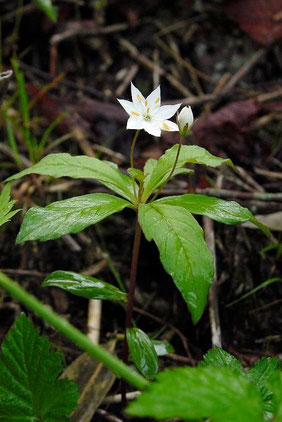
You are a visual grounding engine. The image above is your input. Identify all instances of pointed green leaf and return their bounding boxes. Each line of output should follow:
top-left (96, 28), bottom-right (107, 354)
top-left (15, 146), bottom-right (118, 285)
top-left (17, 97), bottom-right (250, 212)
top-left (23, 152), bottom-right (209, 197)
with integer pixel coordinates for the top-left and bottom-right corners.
top-left (152, 340), bottom-right (174, 356)
top-left (16, 193), bottom-right (130, 243)
top-left (0, 313), bottom-right (78, 421)
top-left (138, 203), bottom-right (214, 323)
top-left (142, 144), bottom-right (234, 200)
top-left (127, 168), bottom-right (145, 182)
top-left (199, 347), bottom-right (243, 374)
top-left (127, 328), bottom-right (158, 380)
top-left (42, 271), bottom-right (127, 302)
top-left (157, 194), bottom-right (270, 236)
top-left (0, 184), bottom-right (20, 228)
top-left (33, 0), bottom-right (57, 22)
top-left (127, 366), bottom-right (264, 421)
top-left (7, 153), bottom-right (137, 203)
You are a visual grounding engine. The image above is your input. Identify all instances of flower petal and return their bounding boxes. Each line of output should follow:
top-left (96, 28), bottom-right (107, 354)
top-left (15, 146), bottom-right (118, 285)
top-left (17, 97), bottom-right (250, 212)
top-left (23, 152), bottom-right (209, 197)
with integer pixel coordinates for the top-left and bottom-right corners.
top-left (160, 120), bottom-right (179, 132)
top-left (117, 99), bottom-right (137, 116)
top-left (131, 82), bottom-right (146, 113)
top-left (155, 103), bottom-right (181, 120)
top-left (143, 121), bottom-right (161, 137)
top-left (126, 116), bottom-right (145, 130)
top-left (146, 86), bottom-right (161, 113)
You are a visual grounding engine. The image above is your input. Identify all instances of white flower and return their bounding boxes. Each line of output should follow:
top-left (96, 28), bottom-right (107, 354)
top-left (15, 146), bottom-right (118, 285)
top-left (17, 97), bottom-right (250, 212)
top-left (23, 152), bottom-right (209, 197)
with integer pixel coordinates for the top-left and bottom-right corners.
top-left (117, 82), bottom-right (181, 137)
top-left (177, 106), bottom-right (194, 136)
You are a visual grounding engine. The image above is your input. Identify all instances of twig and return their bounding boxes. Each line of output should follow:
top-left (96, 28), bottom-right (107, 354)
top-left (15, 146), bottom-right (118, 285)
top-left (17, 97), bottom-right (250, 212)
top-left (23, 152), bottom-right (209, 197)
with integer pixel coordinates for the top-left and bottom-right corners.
top-left (161, 188), bottom-right (282, 202)
top-left (103, 391), bottom-right (141, 404)
top-left (119, 38), bottom-right (192, 97)
top-left (204, 216), bottom-right (222, 348)
top-left (115, 64), bottom-right (139, 97)
top-left (222, 49), bottom-right (266, 93)
top-left (0, 268), bottom-right (47, 277)
top-left (87, 299), bottom-right (102, 345)
top-left (96, 409), bottom-right (123, 422)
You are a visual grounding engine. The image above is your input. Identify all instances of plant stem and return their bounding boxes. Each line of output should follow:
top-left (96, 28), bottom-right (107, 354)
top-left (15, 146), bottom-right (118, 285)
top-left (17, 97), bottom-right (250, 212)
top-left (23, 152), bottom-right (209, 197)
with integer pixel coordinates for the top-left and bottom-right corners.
top-left (150, 136), bottom-right (184, 202)
top-left (121, 217), bottom-right (142, 404)
top-left (0, 271), bottom-right (149, 391)
top-left (130, 130), bottom-right (140, 170)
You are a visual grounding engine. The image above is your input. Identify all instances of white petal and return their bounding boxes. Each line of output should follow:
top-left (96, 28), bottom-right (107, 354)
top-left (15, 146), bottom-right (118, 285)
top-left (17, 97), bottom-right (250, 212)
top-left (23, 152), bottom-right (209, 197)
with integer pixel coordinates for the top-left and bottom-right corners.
top-left (155, 103), bottom-right (181, 120)
top-left (143, 121), bottom-right (161, 137)
top-left (117, 99), bottom-right (136, 115)
top-left (126, 116), bottom-right (145, 130)
top-left (160, 120), bottom-right (179, 132)
top-left (131, 82), bottom-right (146, 113)
top-left (178, 106), bottom-right (194, 129)
top-left (146, 86), bottom-right (161, 113)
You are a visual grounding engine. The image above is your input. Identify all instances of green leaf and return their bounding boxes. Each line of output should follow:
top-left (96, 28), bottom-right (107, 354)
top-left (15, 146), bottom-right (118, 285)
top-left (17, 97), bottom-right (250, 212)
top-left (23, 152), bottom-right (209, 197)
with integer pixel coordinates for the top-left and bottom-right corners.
top-left (33, 0), bottom-right (57, 22)
top-left (7, 153), bottom-right (137, 203)
top-left (0, 313), bottom-right (78, 421)
top-left (127, 168), bottom-right (144, 182)
top-left (248, 357), bottom-right (280, 405)
top-left (157, 194), bottom-right (270, 236)
top-left (268, 371), bottom-right (282, 421)
top-left (42, 271), bottom-right (127, 302)
top-left (138, 203), bottom-right (214, 324)
top-left (199, 346), bottom-right (243, 375)
top-left (142, 144), bottom-right (234, 200)
top-left (0, 184), bottom-right (20, 228)
top-left (126, 328), bottom-right (158, 380)
top-left (16, 193), bottom-right (130, 243)
top-left (152, 340), bottom-right (174, 356)
top-left (127, 366), bottom-right (264, 421)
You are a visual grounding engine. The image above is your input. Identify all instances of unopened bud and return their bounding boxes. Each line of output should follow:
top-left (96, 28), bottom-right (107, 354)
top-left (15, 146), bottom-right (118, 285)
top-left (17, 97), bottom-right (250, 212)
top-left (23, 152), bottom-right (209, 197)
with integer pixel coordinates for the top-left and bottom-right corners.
top-left (177, 106), bottom-right (194, 136)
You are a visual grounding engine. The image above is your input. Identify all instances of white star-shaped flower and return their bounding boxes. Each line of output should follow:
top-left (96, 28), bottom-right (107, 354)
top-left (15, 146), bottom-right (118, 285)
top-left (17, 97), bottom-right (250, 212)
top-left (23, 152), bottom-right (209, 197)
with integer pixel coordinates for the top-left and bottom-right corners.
top-left (117, 83), bottom-right (181, 137)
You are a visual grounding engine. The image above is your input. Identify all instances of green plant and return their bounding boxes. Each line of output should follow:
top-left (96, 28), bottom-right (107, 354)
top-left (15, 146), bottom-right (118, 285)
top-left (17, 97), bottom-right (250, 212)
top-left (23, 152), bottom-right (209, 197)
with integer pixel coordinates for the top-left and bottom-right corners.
top-left (4, 82), bottom-right (269, 403)
top-left (127, 347), bottom-right (282, 421)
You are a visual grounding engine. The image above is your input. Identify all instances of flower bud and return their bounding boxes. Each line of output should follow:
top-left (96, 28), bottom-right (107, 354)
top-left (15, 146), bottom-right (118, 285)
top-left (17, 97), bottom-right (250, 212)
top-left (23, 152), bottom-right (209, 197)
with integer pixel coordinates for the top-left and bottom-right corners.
top-left (177, 106), bottom-right (194, 136)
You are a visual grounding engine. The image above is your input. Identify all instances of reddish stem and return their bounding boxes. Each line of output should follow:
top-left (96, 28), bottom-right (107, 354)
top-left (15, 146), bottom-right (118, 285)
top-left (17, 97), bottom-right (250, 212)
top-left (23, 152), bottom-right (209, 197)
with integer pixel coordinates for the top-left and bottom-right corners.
top-left (121, 218), bottom-right (142, 405)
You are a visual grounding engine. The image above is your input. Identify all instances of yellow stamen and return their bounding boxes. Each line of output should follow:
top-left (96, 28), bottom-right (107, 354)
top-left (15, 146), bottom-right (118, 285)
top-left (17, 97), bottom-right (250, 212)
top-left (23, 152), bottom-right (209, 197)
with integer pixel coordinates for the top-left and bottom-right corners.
top-left (145, 100), bottom-right (148, 106)
top-left (131, 111), bottom-right (140, 117)
top-left (155, 97), bottom-right (160, 104)
top-left (162, 122), bottom-right (170, 130)
top-left (137, 94), bottom-right (142, 102)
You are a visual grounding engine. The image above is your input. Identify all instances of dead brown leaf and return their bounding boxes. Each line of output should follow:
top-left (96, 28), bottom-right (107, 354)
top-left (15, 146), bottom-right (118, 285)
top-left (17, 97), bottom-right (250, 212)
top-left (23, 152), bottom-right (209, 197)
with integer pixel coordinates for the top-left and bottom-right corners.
top-left (222, 0), bottom-right (282, 45)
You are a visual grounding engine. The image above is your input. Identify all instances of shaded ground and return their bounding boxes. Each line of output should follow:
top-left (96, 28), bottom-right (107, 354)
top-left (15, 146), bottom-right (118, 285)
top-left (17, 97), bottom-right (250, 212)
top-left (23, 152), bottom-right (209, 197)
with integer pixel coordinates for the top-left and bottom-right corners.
top-left (0, 0), bottom-right (281, 420)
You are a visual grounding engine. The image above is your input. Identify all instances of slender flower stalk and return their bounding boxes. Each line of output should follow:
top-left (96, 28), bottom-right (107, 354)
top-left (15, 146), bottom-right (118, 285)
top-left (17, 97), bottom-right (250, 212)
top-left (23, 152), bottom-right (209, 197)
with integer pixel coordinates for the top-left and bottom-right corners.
top-left (150, 135), bottom-right (184, 202)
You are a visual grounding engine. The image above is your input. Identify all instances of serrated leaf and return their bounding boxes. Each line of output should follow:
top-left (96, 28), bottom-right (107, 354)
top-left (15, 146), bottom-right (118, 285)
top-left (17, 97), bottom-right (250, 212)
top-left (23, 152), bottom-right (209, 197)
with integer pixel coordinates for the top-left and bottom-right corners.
top-left (0, 184), bottom-right (20, 228)
top-left (127, 366), bottom-right (264, 421)
top-left (42, 271), bottom-right (127, 302)
top-left (33, 0), bottom-right (57, 22)
top-left (138, 202), bottom-right (214, 324)
top-left (16, 193), bottom-right (130, 243)
top-left (157, 194), bottom-right (270, 236)
top-left (268, 371), bottom-right (282, 421)
top-left (152, 340), bottom-right (174, 356)
top-left (142, 145), bottom-right (234, 200)
top-left (199, 347), bottom-right (243, 374)
top-left (248, 357), bottom-right (280, 409)
top-left (127, 328), bottom-right (158, 380)
top-left (7, 153), bottom-right (137, 203)
top-left (0, 313), bottom-right (78, 421)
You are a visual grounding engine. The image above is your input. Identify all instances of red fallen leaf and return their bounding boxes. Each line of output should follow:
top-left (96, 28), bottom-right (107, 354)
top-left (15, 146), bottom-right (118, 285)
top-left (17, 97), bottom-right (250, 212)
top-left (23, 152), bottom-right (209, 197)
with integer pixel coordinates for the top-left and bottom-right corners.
top-left (222, 0), bottom-right (282, 45)
top-left (191, 99), bottom-right (260, 161)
